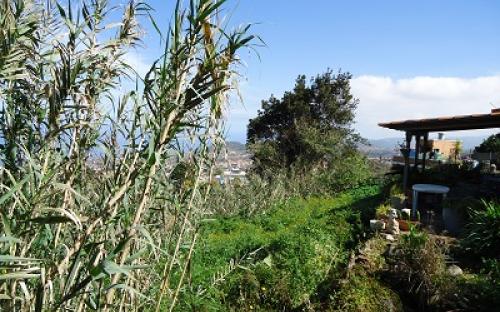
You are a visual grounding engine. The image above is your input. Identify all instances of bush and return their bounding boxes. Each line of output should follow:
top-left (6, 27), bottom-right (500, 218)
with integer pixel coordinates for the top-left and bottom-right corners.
top-left (461, 200), bottom-right (500, 258)
top-left (383, 226), bottom-right (500, 311)
top-left (329, 272), bottom-right (403, 312)
top-left (474, 133), bottom-right (500, 154)
top-left (481, 258), bottom-right (500, 282)
top-left (385, 227), bottom-right (447, 308)
top-left (205, 173), bottom-right (290, 217)
top-left (433, 273), bottom-right (500, 311)
top-left (327, 237), bottom-right (402, 312)
top-left (375, 204), bottom-right (391, 219)
top-left (206, 163), bottom-right (381, 218)
top-left (400, 228), bottom-right (446, 286)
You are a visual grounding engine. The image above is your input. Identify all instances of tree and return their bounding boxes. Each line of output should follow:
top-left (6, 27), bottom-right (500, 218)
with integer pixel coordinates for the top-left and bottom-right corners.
top-left (453, 141), bottom-right (463, 163)
top-left (474, 133), bottom-right (500, 153)
top-left (247, 69), bottom-right (363, 173)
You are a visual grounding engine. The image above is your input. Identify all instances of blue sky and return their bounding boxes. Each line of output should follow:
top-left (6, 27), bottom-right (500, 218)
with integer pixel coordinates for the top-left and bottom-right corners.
top-left (124, 0), bottom-right (500, 142)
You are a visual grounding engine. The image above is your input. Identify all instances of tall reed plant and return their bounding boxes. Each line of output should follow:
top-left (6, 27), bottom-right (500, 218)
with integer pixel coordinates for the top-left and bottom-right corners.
top-left (0, 0), bottom-right (256, 310)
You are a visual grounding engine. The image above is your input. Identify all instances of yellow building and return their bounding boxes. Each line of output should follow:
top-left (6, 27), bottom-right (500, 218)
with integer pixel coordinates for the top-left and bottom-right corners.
top-left (427, 139), bottom-right (459, 159)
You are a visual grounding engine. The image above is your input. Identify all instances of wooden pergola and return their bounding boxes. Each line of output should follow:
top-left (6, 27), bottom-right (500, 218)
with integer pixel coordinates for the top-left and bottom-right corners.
top-left (379, 109), bottom-right (500, 192)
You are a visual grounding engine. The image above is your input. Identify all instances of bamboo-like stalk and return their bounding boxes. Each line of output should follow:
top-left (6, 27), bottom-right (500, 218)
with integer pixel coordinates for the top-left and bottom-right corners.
top-left (0, 0), bottom-right (255, 310)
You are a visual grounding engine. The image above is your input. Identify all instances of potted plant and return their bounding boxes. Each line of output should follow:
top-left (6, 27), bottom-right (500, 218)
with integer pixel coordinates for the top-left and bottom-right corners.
top-left (399, 211), bottom-right (420, 231)
top-left (399, 143), bottom-right (410, 159)
top-left (375, 204), bottom-right (391, 220)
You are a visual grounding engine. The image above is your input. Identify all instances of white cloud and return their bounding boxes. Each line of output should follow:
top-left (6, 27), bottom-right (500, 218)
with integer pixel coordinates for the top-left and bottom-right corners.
top-left (122, 51), bottom-right (151, 79)
top-left (351, 75), bottom-right (500, 139)
top-left (226, 75), bottom-right (500, 142)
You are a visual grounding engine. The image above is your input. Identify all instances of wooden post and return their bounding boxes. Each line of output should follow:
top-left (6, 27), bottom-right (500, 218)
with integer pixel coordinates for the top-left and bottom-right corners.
top-left (403, 131), bottom-right (412, 194)
top-left (422, 132), bottom-right (429, 171)
top-left (414, 134), bottom-right (421, 171)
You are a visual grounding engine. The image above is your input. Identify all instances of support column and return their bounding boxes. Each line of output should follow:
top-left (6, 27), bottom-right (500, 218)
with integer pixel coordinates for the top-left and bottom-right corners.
top-left (403, 131), bottom-right (412, 194)
top-left (422, 132), bottom-right (429, 171)
top-left (414, 134), bottom-right (421, 171)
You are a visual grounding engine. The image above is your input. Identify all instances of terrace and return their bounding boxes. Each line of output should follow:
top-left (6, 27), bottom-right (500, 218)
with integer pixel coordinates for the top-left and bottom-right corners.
top-left (378, 108), bottom-right (500, 234)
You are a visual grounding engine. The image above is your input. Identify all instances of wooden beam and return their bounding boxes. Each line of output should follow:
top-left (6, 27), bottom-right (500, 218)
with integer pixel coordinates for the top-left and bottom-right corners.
top-left (379, 112), bottom-right (500, 132)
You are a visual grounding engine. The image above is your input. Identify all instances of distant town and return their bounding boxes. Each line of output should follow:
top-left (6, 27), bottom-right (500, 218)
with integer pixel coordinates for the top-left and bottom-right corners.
top-left (216, 134), bottom-right (497, 184)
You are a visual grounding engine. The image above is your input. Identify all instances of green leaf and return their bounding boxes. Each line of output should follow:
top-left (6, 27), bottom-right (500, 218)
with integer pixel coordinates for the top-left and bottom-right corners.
top-left (0, 293), bottom-right (11, 300)
top-left (0, 175), bottom-right (30, 206)
top-left (0, 236), bottom-right (21, 244)
top-left (263, 254), bottom-right (273, 267)
top-left (0, 255), bottom-right (41, 263)
top-left (104, 283), bottom-right (149, 300)
top-left (0, 272), bottom-right (40, 280)
top-left (103, 260), bottom-right (131, 276)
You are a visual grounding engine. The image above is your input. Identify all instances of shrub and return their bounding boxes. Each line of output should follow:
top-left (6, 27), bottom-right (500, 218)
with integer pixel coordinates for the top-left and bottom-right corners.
top-left (474, 133), bottom-right (500, 154)
top-left (433, 273), bottom-right (500, 311)
top-left (389, 182), bottom-right (404, 197)
top-left (375, 204), bottom-right (390, 219)
top-left (461, 200), bottom-right (500, 258)
top-left (328, 237), bottom-right (402, 312)
top-left (388, 227), bottom-right (447, 307)
top-left (205, 173), bottom-right (290, 217)
top-left (481, 258), bottom-right (500, 282)
top-left (329, 272), bottom-right (403, 312)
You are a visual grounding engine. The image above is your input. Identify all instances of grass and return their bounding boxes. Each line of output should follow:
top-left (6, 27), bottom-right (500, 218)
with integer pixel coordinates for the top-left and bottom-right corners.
top-left (170, 184), bottom-right (384, 311)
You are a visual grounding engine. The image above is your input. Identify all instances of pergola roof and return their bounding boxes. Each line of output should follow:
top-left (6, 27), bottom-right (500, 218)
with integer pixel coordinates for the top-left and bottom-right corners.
top-left (379, 109), bottom-right (500, 133)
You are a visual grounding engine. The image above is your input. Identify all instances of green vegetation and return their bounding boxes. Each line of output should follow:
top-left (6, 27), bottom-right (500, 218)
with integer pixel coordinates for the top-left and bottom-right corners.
top-left (474, 133), bottom-right (500, 154)
top-left (379, 226), bottom-right (500, 311)
top-left (0, 1), bottom-right (497, 311)
top-left (375, 203), bottom-right (391, 219)
top-left (461, 200), bottom-right (500, 258)
top-left (330, 273), bottom-right (402, 312)
top-left (247, 70), bottom-right (371, 193)
top-left (329, 237), bottom-right (403, 312)
top-left (0, 0), bottom-right (256, 310)
top-left (174, 185), bottom-right (384, 311)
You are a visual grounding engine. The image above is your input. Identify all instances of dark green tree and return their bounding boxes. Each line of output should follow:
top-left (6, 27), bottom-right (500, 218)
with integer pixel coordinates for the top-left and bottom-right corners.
top-left (247, 69), bottom-right (365, 176)
top-left (474, 133), bottom-right (500, 153)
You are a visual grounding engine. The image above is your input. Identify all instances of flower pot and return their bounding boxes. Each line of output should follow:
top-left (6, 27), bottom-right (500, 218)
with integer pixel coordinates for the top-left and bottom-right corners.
top-left (399, 220), bottom-right (420, 231)
top-left (400, 209), bottom-right (412, 220)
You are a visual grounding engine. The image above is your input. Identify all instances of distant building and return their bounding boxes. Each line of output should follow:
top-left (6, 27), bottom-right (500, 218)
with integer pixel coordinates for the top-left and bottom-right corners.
top-left (391, 134), bottom-right (461, 164)
top-left (215, 164), bottom-right (247, 185)
top-left (427, 139), bottom-right (459, 159)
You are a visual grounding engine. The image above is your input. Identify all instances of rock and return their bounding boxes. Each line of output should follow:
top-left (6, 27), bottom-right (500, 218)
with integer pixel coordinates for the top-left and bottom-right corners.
top-left (370, 219), bottom-right (386, 231)
top-left (382, 233), bottom-right (395, 241)
top-left (447, 264), bottom-right (463, 276)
